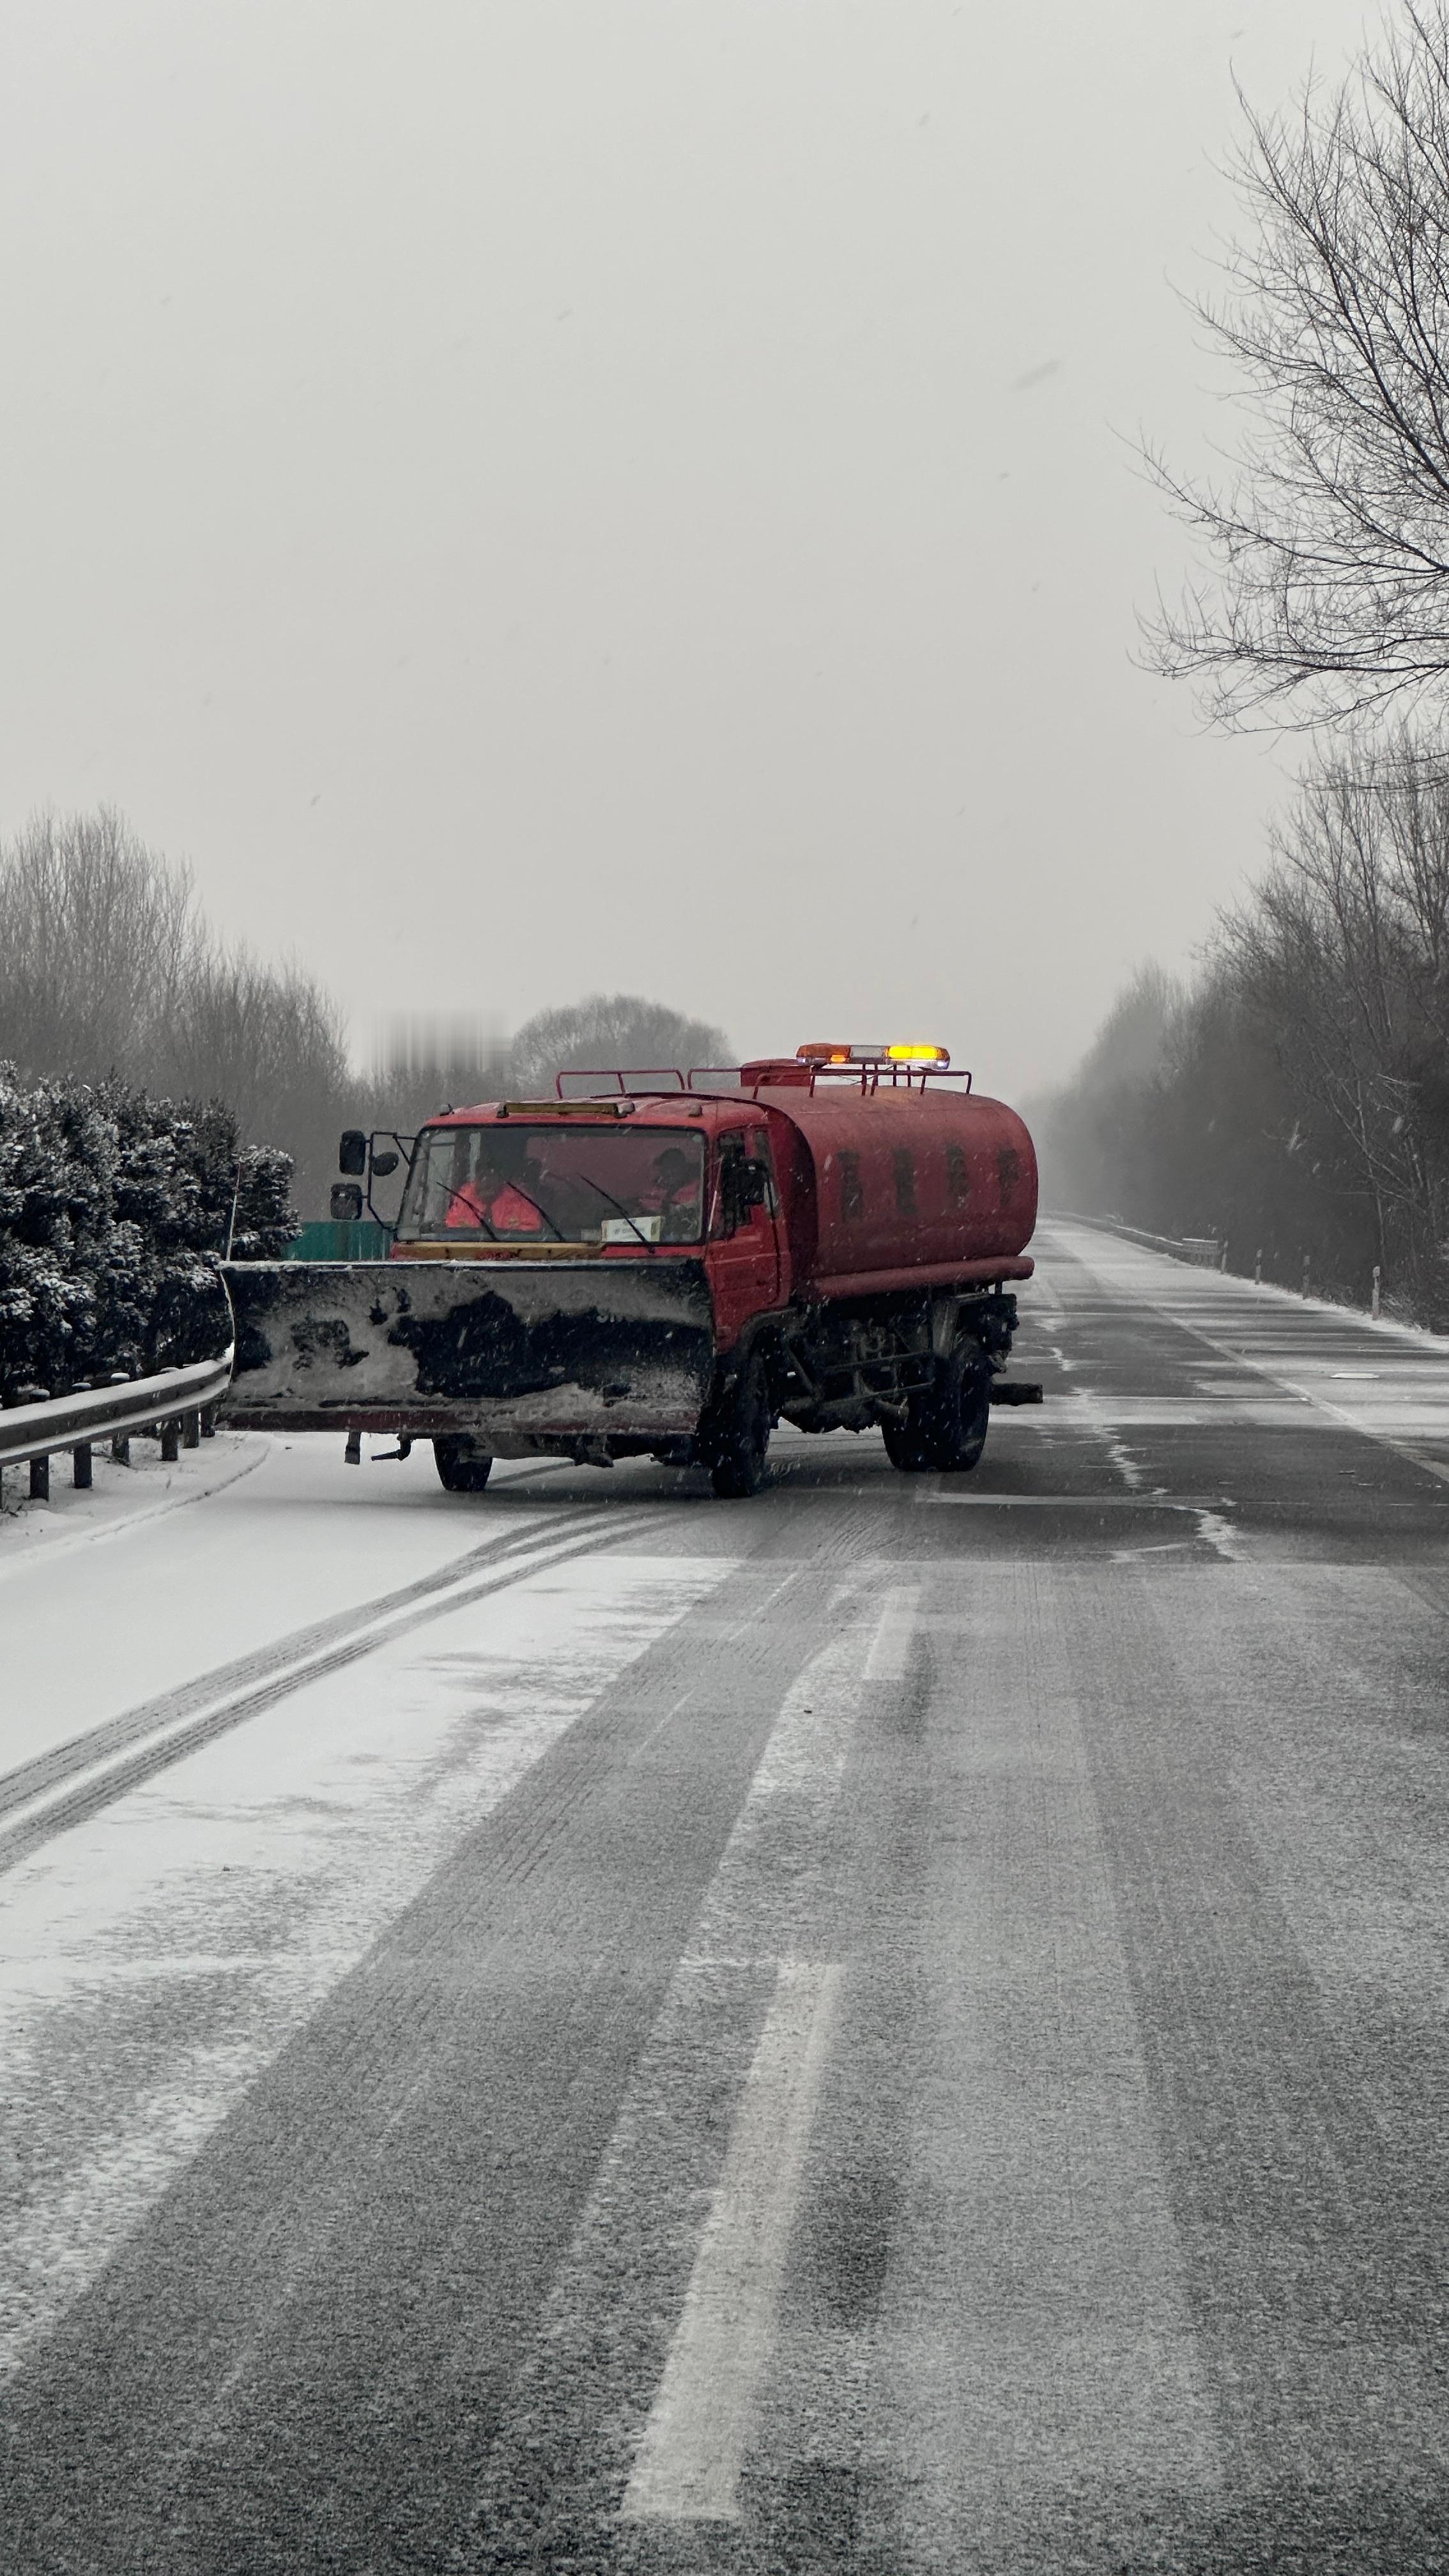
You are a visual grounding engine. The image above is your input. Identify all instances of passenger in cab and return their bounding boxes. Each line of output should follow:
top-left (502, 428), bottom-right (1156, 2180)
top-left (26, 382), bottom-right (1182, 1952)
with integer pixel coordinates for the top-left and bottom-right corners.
top-left (447, 1135), bottom-right (547, 1234)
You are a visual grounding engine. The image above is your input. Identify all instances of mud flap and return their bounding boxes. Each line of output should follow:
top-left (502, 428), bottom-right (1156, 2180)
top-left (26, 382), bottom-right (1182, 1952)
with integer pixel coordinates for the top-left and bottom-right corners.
top-left (218, 1259), bottom-right (716, 1447)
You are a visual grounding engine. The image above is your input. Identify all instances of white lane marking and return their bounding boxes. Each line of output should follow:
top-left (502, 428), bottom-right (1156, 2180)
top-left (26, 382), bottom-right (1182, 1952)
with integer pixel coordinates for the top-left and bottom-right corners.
top-left (929, 1492), bottom-right (1222, 1508)
top-left (863, 1585), bottom-right (919, 1683)
top-left (622, 1959), bottom-right (842, 2524)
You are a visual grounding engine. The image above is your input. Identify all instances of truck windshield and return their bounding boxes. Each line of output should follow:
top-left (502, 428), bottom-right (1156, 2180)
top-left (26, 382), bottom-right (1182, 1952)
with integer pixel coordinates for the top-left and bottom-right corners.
top-left (396, 1124), bottom-right (707, 1245)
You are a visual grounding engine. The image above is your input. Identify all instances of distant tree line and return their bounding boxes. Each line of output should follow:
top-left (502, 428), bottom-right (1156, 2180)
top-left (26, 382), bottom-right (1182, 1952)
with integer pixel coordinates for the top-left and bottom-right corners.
top-left (0, 808), bottom-right (353, 1215)
top-left (0, 804), bottom-right (733, 1213)
top-left (1038, 732), bottom-right (1449, 1321)
top-left (370, 994), bottom-right (733, 1154)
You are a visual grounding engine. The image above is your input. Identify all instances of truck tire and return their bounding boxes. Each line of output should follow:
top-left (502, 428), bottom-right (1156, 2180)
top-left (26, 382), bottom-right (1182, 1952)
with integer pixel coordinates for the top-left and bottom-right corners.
top-left (882, 1350), bottom-right (990, 1474)
top-left (705, 1350), bottom-right (772, 1499)
top-left (433, 1437), bottom-right (494, 1492)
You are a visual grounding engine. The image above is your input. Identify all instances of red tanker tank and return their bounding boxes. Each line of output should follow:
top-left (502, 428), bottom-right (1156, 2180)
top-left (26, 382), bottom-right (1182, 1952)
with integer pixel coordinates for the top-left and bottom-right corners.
top-left (738, 1054), bottom-right (1036, 1298)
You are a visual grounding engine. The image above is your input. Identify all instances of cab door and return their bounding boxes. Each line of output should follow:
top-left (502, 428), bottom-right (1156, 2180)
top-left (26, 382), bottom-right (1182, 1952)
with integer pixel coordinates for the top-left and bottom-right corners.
top-left (709, 1124), bottom-right (784, 1346)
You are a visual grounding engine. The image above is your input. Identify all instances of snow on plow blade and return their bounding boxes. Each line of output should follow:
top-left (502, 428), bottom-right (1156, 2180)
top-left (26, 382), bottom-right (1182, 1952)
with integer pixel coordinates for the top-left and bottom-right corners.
top-left (218, 1259), bottom-right (716, 1446)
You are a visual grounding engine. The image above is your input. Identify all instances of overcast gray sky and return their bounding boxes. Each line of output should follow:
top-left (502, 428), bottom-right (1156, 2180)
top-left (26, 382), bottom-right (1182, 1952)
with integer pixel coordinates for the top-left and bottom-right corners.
top-left (0, 1), bottom-right (1377, 1097)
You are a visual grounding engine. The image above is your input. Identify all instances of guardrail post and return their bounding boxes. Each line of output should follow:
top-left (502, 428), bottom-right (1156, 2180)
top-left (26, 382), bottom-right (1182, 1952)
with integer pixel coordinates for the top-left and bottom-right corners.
top-left (201, 1405), bottom-right (217, 1439)
top-left (1220, 1240), bottom-right (1229, 1273)
top-left (72, 1383), bottom-right (93, 1488)
top-left (1372, 1264), bottom-right (1382, 1320)
top-left (1254, 1248), bottom-right (1262, 1285)
top-left (183, 1409), bottom-right (201, 1449)
top-left (108, 1372), bottom-right (131, 1463)
top-left (1302, 1253), bottom-right (1311, 1297)
top-left (15, 1387), bottom-right (50, 1498)
top-left (160, 1418), bottom-right (180, 1463)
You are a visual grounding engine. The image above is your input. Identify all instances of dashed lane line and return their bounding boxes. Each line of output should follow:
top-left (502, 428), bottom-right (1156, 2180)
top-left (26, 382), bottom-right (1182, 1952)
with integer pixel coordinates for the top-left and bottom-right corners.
top-left (620, 1958), bottom-right (843, 2524)
top-left (863, 1584), bottom-right (920, 1682)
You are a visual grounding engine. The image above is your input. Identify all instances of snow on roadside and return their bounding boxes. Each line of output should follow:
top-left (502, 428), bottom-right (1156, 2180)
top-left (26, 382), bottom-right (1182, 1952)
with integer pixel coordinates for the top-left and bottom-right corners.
top-left (0, 1430), bottom-right (267, 1578)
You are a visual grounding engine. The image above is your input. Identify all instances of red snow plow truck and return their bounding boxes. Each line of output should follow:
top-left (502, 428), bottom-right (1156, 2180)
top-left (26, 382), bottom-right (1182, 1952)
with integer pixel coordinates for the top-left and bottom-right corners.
top-left (218, 1043), bottom-right (1039, 1498)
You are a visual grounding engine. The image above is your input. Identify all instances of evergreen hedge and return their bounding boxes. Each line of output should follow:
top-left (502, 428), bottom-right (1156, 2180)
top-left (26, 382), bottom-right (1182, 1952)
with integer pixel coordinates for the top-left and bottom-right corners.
top-left (0, 1067), bottom-right (295, 1402)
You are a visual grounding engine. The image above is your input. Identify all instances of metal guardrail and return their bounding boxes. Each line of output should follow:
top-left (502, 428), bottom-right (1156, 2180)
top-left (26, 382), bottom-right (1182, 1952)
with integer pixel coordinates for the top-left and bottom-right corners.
top-left (0, 1350), bottom-right (234, 1497)
top-left (1045, 1211), bottom-right (1224, 1269)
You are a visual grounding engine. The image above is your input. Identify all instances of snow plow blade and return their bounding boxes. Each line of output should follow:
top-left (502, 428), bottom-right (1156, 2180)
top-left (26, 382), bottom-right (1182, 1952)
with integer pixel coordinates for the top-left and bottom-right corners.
top-left (218, 1259), bottom-right (716, 1449)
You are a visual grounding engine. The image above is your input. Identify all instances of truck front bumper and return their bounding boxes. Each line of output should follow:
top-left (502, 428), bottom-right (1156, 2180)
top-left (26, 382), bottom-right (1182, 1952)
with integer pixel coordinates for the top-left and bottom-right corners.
top-left (218, 1258), bottom-right (716, 1450)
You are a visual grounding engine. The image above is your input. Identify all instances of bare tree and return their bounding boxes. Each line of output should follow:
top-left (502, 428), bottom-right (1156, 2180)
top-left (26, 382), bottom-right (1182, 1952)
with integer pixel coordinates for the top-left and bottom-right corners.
top-left (162, 950), bottom-right (353, 1213)
top-left (0, 808), bottom-right (355, 1210)
top-left (1147, 4), bottom-right (1449, 726)
top-left (1223, 726), bottom-right (1449, 1269)
top-left (368, 1013), bottom-right (511, 1137)
top-left (510, 993), bottom-right (733, 1096)
top-left (0, 806), bottom-right (201, 1080)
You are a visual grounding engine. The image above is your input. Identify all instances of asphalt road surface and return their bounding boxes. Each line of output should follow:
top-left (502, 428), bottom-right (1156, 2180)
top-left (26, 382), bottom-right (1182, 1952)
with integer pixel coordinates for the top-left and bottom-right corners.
top-left (5, 1216), bottom-right (1449, 2573)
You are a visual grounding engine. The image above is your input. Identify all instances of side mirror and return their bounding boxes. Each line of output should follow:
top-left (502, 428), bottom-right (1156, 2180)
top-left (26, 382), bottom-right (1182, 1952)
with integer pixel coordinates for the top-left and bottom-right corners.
top-left (339, 1130), bottom-right (367, 1177)
top-left (371, 1149), bottom-right (399, 1178)
top-left (330, 1183), bottom-right (364, 1222)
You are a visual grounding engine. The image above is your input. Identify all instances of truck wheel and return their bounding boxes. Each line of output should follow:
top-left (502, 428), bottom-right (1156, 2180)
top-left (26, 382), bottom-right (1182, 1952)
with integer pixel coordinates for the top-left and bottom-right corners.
top-left (433, 1437), bottom-right (494, 1492)
top-left (882, 1410), bottom-right (931, 1473)
top-left (883, 1352), bottom-right (990, 1474)
top-left (705, 1351), bottom-right (772, 1499)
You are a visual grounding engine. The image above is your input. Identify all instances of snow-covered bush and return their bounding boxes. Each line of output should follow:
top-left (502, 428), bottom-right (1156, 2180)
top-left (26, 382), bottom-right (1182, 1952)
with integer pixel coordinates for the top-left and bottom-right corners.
top-left (0, 1067), bottom-right (295, 1400)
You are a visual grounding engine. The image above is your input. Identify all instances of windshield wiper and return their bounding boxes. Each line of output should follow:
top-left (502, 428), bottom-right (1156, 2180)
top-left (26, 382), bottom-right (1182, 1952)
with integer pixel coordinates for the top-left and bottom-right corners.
top-left (433, 1177), bottom-right (500, 1239)
top-left (494, 1180), bottom-right (569, 1242)
top-left (571, 1173), bottom-right (659, 1253)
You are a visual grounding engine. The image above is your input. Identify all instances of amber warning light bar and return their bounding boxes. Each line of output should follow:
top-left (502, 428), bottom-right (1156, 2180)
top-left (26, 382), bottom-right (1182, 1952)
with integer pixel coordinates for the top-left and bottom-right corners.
top-left (797, 1041), bottom-right (951, 1067)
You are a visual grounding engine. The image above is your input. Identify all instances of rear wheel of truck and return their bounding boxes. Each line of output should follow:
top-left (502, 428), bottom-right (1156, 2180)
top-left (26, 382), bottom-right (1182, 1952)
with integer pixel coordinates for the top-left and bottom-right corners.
top-left (705, 1351), bottom-right (772, 1499)
top-left (433, 1438), bottom-right (494, 1492)
top-left (882, 1350), bottom-right (990, 1474)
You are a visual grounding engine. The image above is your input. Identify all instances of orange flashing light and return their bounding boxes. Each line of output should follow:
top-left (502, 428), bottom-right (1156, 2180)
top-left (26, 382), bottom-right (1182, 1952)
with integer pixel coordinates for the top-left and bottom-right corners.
top-left (795, 1041), bottom-right (949, 1067)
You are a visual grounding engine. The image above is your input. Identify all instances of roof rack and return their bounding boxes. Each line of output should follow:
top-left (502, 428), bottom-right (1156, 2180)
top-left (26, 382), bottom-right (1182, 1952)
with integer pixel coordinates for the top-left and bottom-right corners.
top-left (555, 1068), bottom-right (687, 1098)
top-left (545, 1061), bottom-right (975, 1102)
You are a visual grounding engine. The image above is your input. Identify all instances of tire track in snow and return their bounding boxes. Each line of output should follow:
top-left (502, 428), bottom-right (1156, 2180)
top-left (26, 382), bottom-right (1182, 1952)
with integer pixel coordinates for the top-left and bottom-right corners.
top-left (0, 1501), bottom-right (665, 1874)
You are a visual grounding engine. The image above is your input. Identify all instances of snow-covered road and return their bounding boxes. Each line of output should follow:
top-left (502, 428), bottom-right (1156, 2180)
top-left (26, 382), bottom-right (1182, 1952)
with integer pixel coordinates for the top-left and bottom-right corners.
top-left (0, 1443), bottom-right (738, 2386)
top-left (9, 1236), bottom-right (1449, 2572)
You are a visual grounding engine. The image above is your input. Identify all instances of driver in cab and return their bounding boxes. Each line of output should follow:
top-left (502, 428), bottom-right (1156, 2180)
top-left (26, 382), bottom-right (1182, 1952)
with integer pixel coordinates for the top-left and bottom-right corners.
top-left (641, 1145), bottom-right (703, 1241)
